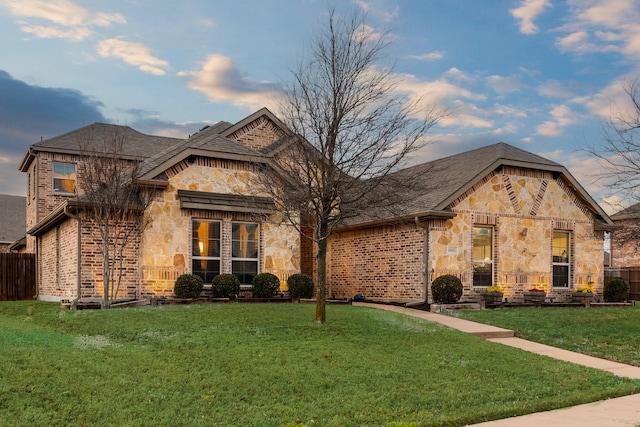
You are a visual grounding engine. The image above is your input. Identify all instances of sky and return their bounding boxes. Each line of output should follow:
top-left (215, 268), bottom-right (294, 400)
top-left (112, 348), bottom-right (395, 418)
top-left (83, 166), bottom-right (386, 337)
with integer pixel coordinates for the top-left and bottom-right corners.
top-left (1, 0), bottom-right (639, 214)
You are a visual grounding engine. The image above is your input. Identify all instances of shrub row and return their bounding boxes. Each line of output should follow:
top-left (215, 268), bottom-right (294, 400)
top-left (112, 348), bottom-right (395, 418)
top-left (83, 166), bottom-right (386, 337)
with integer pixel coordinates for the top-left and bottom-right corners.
top-left (174, 273), bottom-right (314, 299)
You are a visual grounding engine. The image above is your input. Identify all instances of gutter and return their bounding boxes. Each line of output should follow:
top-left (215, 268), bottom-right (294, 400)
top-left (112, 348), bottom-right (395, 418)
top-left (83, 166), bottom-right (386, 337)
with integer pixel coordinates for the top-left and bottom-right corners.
top-left (63, 205), bottom-right (82, 302)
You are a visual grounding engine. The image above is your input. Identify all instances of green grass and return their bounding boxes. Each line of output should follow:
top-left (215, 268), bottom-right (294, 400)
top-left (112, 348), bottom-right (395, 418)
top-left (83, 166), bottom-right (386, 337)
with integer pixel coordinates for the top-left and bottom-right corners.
top-left (0, 302), bottom-right (638, 426)
top-left (455, 305), bottom-right (640, 366)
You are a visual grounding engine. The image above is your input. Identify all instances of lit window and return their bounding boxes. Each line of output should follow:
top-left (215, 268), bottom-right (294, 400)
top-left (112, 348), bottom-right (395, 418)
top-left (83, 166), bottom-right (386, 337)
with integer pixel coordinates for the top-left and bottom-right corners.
top-left (192, 220), bottom-right (220, 283)
top-left (232, 222), bottom-right (259, 285)
top-left (52, 162), bottom-right (76, 194)
top-left (552, 231), bottom-right (570, 287)
top-left (473, 226), bottom-right (493, 287)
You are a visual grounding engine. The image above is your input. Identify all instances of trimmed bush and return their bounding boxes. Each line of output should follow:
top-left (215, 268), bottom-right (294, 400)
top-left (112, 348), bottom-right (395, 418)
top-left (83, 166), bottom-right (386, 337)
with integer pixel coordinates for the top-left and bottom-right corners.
top-left (174, 274), bottom-right (204, 299)
top-left (604, 278), bottom-right (630, 302)
top-left (287, 273), bottom-right (314, 299)
top-left (431, 274), bottom-right (463, 304)
top-left (251, 273), bottom-right (280, 298)
top-left (212, 274), bottom-right (241, 298)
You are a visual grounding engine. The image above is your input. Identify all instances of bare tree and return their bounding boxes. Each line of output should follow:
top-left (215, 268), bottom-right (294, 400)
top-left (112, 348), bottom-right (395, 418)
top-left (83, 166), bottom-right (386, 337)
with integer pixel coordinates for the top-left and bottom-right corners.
top-left (265, 7), bottom-right (442, 323)
top-left (588, 78), bottom-right (640, 250)
top-left (77, 127), bottom-right (156, 308)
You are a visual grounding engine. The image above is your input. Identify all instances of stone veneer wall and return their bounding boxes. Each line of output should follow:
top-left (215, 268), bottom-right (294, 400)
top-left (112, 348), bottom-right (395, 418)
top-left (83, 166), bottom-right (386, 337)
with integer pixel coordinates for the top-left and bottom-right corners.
top-left (139, 158), bottom-right (300, 296)
top-left (328, 224), bottom-right (424, 301)
top-left (435, 169), bottom-right (604, 302)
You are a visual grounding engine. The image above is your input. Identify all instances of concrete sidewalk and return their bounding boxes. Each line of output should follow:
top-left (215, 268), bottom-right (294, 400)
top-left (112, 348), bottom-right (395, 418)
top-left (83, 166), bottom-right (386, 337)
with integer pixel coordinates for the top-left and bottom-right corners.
top-left (354, 302), bottom-right (640, 426)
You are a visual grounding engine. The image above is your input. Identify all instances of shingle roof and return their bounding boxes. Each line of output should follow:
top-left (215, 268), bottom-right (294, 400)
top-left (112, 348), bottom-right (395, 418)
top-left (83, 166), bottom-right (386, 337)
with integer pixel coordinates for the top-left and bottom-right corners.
top-left (137, 124), bottom-right (265, 180)
top-left (611, 202), bottom-right (640, 220)
top-left (399, 141), bottom-right (563, 213)
top-left (0, 194), bottom-right (26, 243)
top-left (19, 123), bottom-right (183, 171)
top-left (341, 142), bottom-right (609, 227)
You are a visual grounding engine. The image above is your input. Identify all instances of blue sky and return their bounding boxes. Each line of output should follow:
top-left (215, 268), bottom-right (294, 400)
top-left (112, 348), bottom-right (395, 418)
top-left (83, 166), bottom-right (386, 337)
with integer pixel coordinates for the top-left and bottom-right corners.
top-left (1, 0), bottom-right (639, 213)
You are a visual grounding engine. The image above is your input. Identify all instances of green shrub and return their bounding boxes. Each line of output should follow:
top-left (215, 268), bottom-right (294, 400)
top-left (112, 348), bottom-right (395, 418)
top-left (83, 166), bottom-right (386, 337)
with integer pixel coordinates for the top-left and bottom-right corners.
top-left (212, 274), bottom-right (241, 298)
top-left (431, 274), bottom-right (463, 304)
top-left (173, 274), bottom-right (204, 299)
top-left (604, 278), bottom-right (630, 302)
top-left (287, 273), bottom-right (314, 298)
top-left (251, 273), bottom-right (280, 298)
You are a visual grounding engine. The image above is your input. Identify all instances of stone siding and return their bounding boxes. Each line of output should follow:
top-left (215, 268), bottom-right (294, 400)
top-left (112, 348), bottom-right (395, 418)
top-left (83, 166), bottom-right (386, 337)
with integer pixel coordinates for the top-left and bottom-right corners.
top-left (140, 158), bottom-right (300, 296)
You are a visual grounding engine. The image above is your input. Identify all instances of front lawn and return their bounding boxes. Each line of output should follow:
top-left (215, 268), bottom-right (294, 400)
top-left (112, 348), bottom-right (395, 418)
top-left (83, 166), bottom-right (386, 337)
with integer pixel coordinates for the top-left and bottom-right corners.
top-left (455, 305), bottom-right (640, 366)
top-left (1, 301), bottom-right (638, 426)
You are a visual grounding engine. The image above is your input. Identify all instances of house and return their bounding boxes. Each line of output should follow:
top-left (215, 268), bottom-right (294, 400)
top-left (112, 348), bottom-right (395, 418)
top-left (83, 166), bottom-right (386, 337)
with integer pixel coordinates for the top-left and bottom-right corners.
top-left (18, 108), bottom-right (304, 302)
top-left (326, 143), bottom-right (615, 303)
top-left (609, 203), bottom-right (640, 267)
top-left (17, 108), bottom-right (614, 303)
top-left (0, 194), bottom-right (26, 253)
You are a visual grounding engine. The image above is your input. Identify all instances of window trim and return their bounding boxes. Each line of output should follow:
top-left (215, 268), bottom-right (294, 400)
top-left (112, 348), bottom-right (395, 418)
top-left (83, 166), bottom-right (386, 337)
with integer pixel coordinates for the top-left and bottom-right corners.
top-left (52, 162), bottom-right (77, 195)
top-left (191, 219), bottom-right (221, 283)
top-left (231, 221), bottom-right (260, 285)
top-left (552, 230), bottom-right (571, 288)
top-left (472, 225), bottom-right (494, 288)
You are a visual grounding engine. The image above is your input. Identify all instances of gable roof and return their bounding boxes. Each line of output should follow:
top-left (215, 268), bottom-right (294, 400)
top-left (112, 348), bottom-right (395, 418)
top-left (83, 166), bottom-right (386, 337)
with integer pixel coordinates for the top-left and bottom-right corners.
top-left (341, 142), bottom-right (613, 229)
top-left (19, 123), bottom-right (183, 171)
top-left (137, 122), bottom-right (267, 180)
top-left (0, 194), bottom-right (26, 244)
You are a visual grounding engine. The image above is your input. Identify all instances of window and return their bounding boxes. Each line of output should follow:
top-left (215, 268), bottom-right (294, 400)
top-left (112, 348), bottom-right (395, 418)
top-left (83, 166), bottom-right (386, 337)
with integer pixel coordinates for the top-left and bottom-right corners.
top-left (472, 226), bottom-right (493, 287)
top-left (552, 231), bottom-right (570, 287)
top-left (52, 162), bottom-right (76, 194)
top-left (232, 222), bottom-right (259, 285)
top-left (192, 220), bottom-right (221, 283)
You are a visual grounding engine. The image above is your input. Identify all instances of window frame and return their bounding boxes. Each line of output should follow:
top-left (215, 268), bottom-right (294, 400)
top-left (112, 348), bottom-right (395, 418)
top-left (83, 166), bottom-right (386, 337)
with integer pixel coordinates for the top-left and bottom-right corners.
top-left (231, 221), bottom-right (260, 286)
top-left (472, 225), bottom-right (494, 287)
top-left (552, 231), bottom-right (570, 288)
top-left (191, 219), bottom-right (221, 284)
top-left (52, 162), bottom-right (77, 195)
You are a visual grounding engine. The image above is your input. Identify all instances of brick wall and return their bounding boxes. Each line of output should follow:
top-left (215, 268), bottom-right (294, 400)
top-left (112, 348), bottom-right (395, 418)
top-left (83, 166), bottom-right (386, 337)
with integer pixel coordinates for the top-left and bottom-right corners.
top-left (328, 224), bottom-right (425, 301)
top-left (610, 218), bottom-right (640, 267)
top-left (226, 116), bottom-right (285, 151)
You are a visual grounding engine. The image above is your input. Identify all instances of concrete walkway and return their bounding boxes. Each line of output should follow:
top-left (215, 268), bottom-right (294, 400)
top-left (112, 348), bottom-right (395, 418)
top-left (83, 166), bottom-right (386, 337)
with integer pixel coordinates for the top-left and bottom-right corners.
top-left (354, 302), bottom-right (640, 426)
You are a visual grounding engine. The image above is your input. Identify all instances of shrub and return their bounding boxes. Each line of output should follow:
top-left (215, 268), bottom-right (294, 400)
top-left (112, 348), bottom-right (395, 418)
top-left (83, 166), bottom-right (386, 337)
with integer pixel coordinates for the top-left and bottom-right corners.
top-left (287, 273), bottom-right (314, 299)
top-left (174, 274), bottom-right (204, 299)
top-left (212, 274), bottom-right (241, 298)
top-left (431, 274), bottom-right (463, 304)
top-left (251, 273), bottom-right (280, 298)
top-left (604, 278), bottom-right (630, 302)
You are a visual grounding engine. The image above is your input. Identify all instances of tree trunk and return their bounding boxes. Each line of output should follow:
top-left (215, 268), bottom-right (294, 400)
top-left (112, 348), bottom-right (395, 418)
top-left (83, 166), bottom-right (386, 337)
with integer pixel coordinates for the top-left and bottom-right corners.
top-left (315, 237), bottom-right (328, 324)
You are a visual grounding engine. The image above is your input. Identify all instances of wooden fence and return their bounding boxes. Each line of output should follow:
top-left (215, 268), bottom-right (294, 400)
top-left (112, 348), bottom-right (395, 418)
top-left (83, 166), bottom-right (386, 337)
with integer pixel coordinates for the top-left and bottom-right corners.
top-left (0, 253), bottom-right (36, 301)
top-left (605, 267), bottom-right (640, 301)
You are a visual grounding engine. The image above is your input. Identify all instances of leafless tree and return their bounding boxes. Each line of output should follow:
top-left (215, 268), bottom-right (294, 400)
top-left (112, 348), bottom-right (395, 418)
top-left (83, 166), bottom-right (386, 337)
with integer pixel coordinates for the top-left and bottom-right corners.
top-left (77, 128), bottom-right (156, 308)
top-left (587, 78), bottom-right (640, 250)
top-left (264, 7), bottom-right (443, 323)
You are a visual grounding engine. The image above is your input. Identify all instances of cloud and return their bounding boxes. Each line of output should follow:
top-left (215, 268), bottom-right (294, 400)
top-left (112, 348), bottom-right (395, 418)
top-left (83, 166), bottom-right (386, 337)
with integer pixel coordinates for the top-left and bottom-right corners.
top-left (178, 54), bottom-right (283, 110)
top-left (486, 75), bottom-right (524, 95)
top-left (0, 70), bottom-right (106, 195)
top-left (0, 0), bottom-right (125, 41)
top-left (97, 38), bottom-right (169, 75)
top-left (510, 0), bottom-right (551, 35)
top-left (538, 80), bottom-right (576, 99)
top-left (408, 51), bottom-right (445, 61)
top-left (536, 104), bottom-right (578, 136)
top-left (557, 0), bottom-right (640, 60)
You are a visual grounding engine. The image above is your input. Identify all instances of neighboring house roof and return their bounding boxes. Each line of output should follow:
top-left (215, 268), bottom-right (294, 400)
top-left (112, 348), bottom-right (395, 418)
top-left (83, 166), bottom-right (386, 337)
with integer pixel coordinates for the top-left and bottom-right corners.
top-left (19, 123), bottom-right (183, 172)
top-left (611, 202), bottom-right (640, 221)
top-left (0, 194), bottom-right (26, 244)
top-left (340, 142), bottom-right (614, 229)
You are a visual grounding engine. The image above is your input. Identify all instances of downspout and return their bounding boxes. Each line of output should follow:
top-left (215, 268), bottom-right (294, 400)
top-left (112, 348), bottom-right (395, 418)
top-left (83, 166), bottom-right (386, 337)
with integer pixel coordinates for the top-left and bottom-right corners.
top-left (64, 205), bottom-right (82, 302)
top-left (408, 217), bottom-right (430, 306)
